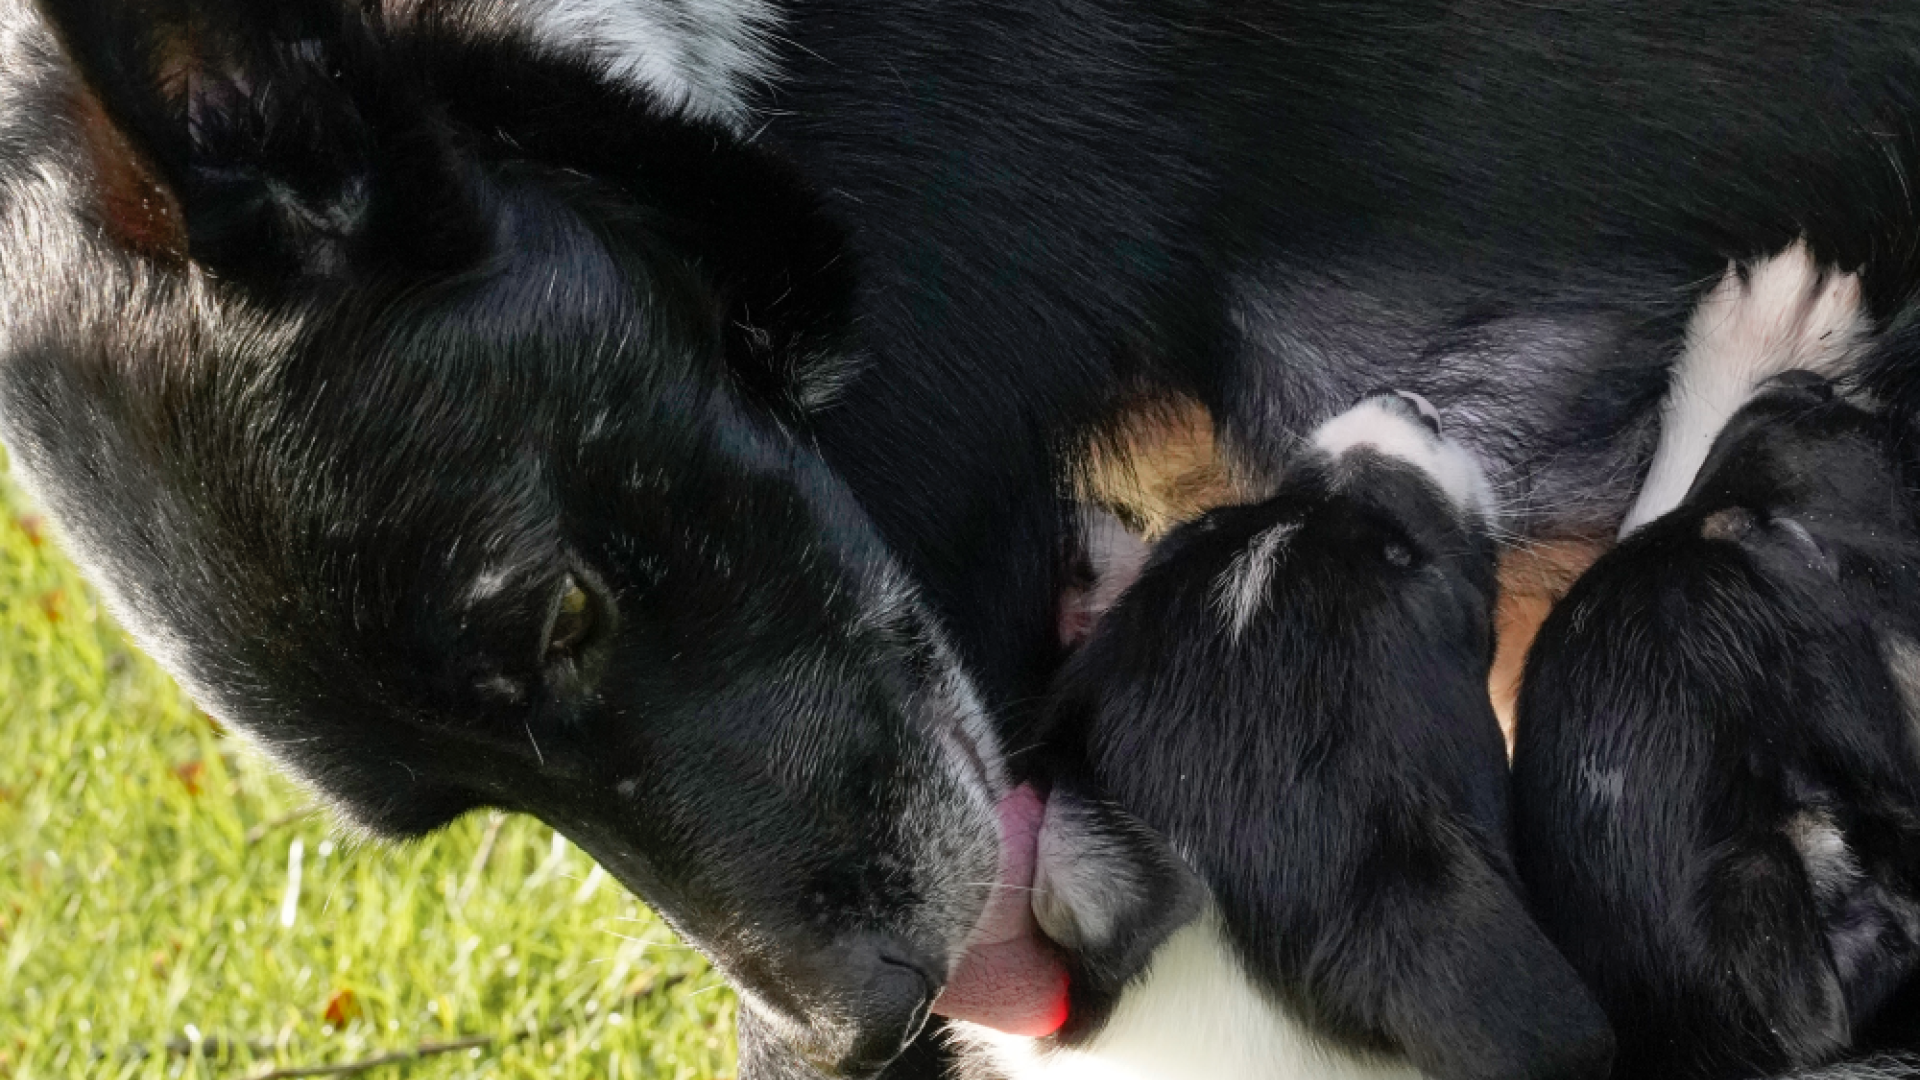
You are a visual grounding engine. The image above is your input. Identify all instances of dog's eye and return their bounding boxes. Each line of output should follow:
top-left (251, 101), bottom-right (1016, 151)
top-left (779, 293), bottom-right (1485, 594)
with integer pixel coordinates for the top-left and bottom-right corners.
top-left (1383, 540), bottom-right (1415, 568)
top-left (546, 575), bottom-right (596, 661)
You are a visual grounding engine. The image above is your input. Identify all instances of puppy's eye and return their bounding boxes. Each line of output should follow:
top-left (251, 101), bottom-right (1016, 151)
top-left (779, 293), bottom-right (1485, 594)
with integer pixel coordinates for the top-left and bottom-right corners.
top-left (1383, 541), bottom-right (1415, 568)
top-left (546, 575), bottom-right (596, 661)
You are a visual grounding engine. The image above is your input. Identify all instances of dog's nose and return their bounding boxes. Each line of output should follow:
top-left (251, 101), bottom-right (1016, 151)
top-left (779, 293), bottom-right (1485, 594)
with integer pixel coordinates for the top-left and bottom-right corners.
top-left (829, 935), bottom-right (937, 1075)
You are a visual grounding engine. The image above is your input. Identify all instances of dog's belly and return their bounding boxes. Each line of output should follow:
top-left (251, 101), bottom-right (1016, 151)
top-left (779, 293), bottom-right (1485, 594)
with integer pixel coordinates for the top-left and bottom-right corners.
top-left (962, 913), bottom-right (1426, 1080)
top-left (1221, 271), bottom-right (1679, 539)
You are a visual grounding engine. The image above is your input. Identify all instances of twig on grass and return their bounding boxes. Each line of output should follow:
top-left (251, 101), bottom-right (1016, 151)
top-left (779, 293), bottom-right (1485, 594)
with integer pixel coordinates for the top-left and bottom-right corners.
top-left (242, 1034), bottom-right (494, 1080)
top-left (244, 805), bottom-right (318, 845)
top-left (101, 1033), bottom-right (277, 1061)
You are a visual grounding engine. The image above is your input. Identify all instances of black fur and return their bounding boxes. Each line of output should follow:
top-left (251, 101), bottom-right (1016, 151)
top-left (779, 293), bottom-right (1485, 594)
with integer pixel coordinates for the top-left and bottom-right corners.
top-left (7, 0), bottom-right (1920, 1075)
top-left (1042, 396), bottom-right (1615, 1080)
top-left (3, 3), bottom-right (998, 1075)
top-left (1513, 379), bottom-right (1920, 1078)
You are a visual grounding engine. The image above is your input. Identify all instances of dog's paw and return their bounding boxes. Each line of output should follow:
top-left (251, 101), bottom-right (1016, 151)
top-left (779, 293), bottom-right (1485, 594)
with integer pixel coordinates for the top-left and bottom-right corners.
top-left (1692, 240), bottom-right (1868, 383)
top-left (1621, 240), bottom-right (1870, 536)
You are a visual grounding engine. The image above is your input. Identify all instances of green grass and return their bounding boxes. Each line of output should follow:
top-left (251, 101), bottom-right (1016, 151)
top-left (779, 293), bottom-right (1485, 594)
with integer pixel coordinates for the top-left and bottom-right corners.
top-left (0, 459), bottom-right (738, 1080)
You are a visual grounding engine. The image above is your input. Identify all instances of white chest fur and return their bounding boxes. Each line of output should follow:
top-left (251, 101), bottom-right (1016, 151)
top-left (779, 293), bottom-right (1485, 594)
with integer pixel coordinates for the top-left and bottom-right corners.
top-left (958, 914), bottom-right (1427, 1080)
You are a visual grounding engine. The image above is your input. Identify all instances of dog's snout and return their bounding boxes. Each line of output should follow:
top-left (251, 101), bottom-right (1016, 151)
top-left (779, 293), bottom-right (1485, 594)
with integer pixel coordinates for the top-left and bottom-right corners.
top-left (825, 935), bottom-right (938, 1075)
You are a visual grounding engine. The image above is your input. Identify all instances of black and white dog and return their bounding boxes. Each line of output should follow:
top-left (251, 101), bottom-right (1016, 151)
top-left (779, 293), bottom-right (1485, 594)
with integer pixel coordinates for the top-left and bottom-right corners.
top-left (1512, 255), bottom-right (1920, 1075)
top-left (954, 392), bottom-right (1614, 1080)
top-left (8, 1), bottom-right (1920, 1076)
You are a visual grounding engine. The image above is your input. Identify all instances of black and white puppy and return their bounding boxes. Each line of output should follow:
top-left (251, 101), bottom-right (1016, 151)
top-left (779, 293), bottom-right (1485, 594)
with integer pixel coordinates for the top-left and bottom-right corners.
top-left (961, 393), bottom-right (1613, 1080)
top-left (1512, 374), bottom-right (1920, 1077)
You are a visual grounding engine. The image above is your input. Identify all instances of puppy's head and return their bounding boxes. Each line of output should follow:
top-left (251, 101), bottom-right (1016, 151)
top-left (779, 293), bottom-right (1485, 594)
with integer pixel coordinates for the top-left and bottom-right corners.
top-left (1132, 389), bottom-right (1499, 670)
top-left (1060, 389), bottom-right (1501, 832)
top-left (1678, 373), bottom-right (1920, 615)
top-left (1, 4), bottom-right (1026, 1073)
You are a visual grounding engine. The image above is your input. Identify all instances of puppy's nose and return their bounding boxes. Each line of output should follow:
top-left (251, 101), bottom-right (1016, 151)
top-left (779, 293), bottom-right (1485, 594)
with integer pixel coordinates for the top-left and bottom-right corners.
top-left (828, 935), bottom-right (937, 1076)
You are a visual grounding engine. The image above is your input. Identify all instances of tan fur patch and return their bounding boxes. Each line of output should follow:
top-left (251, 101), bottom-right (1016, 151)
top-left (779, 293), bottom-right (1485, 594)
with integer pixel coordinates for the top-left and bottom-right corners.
top-left (1079, 395), bottom-right (1245, 541)
top-left (1489, 541), bottom-right (1607, 755)
top-left (67, 83), bottom-right (185, 260)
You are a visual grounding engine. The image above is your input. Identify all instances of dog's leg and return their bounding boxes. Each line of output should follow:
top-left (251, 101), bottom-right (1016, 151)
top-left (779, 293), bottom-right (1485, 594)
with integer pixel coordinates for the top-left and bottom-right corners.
top-left (1077, 394), bottom-right (1245, 543)
top-left (1620, 242), bottom-right (1869, 536)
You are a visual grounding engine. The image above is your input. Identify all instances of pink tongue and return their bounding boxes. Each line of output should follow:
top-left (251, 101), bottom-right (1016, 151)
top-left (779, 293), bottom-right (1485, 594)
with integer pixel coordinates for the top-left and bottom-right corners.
top-left (930, 785), bottom-right (1071, 1037)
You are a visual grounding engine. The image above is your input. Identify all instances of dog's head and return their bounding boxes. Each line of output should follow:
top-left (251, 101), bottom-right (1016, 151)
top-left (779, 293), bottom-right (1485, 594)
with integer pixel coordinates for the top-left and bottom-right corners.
top-left (1102, 388), bottom-right (1502, 702)
top-left (0, 2), bottom-right (1037, 1072)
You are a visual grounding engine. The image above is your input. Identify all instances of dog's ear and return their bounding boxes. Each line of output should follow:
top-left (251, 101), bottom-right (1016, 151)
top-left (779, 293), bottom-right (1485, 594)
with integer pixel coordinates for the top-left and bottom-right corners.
top-left (1032, 779), bottom-right (1205, 1001)
top-left (37, 0), bottom-right (483, 285)
top-left (1331, 821), bottom-right (1616, 1080)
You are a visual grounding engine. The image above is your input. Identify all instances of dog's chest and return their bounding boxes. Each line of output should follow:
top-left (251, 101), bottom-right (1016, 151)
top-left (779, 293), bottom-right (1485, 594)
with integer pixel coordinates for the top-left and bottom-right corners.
top-left (960, 916), bottom-right (1427, 1080)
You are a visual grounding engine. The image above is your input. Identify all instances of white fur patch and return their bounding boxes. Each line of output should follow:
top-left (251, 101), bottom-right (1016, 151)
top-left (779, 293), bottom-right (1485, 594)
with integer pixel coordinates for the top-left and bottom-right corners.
top-left (1310, 398), bottom-right (1493, 518)
top-left (1061, 508), bottom-right (1152, 647)
top-left (512, 0), bottom-right (781, 130)
top-left (1031, 816), bottom-right (1120, 954)
top-left (1619, 241), bottom-right (1870, 537)
top-left (1879, 633), bottom-right (1920, 756)
top-left (1786, 807), bottom-right (1860, 909)
top-left (1081, 509), bottom-right (1151, 624)
top-left (464, 564), bottom-right (515, 606)
top-left (1211, 522), bottom-right (1299, 640)
top-left (960, 910), bottom-right (1425, 1080)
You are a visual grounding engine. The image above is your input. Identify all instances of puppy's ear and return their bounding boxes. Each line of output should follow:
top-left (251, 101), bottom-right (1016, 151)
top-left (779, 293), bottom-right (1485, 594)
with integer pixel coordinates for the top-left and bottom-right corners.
top-left (37, 0), bottom-right (482, 285)
top-left (1346, 822), bottom-right (1616, 1080)
top-left (1707, 810), bottom-right (1920, 1063)
top-left (1032, 780), bottom-right (1205, 1001)
top-left (1698, 841), bottom-right (1853, 1065)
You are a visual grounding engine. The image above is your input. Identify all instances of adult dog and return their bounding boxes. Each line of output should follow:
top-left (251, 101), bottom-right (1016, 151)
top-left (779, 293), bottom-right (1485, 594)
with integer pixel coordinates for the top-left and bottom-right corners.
top-left (4, 1), bottom-right (1920, 1077)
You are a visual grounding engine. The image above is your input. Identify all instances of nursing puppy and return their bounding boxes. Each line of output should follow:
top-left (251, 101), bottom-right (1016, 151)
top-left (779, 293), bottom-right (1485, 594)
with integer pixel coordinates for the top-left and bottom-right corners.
top-left (1512, 377), bottom-right (1920, 1077)
top-left (964, 393), bottom-right (1613, 1080)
